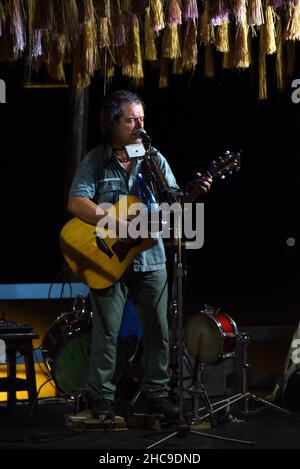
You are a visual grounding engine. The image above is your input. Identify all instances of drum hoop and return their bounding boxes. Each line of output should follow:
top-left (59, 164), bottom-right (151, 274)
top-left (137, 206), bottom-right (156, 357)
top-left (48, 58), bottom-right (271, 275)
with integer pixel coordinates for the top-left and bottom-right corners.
top-left (185, 312), bottom-right (222, 363)
top-left (185, 309), bottom-right (238, 364)
top-left (218, 311), bottom-right (238, 335)
top-left (46, 327), bottom-right (92, 399)
top-left (41, 311), bottom-right (92, 361)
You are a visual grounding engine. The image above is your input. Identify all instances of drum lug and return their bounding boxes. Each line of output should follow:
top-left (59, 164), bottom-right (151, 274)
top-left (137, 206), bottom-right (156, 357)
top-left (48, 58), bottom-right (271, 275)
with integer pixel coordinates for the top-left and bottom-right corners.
top-left (219, 351), bottom-right (235, 361)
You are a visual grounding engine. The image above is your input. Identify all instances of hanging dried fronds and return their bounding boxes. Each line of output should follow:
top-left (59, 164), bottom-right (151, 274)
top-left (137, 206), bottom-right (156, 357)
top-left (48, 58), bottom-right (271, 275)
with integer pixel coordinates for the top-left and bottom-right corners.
top-left (172, 56), bottom-right (183, 74)
top-left (31, 0), bottom-right (54, 30)
top-left (159, 57), bottom-right (169, 88)
top-left (182, 18), bottom-right (197, 70)
top-left (150, 0), bottom-right (165, 32)
top-left (261, 6), bottom-right (276, 54)
top-left (97, 0), bottom-right (111, 18)
top-left (11, 0), bottom-right (27, 54)
top-left (182, 0), bottom-right (198, 21)
top-left (284, 1), bottom-right (300, 40)
top-left (83, 20), bottom-right (98, 74)
top-left (199, 2), bottom-right (215, 44)
top-left (30, 29), bottom-right (42, 58)
top-left (52, 0), bottom-right (68, 34)
top-left (259, 28), bottom-right (267, 99)
top-left (50, 0), bottom-right (78, 38)
top-left (269, 0), bottom-right (284, 7)
top-left (275, 15), bottom-right (285, 90)
top-left (144, 6), bottom-right (157, 61)
top-left (65, 0), bottom-right (79, 38)
top-left (166, 0), bottom-right (182, 25)
top-left (204, 44), bottom-right (215, 78)
top-left (162, 23), bottom-right (181, 59)
top-left (247, 0), bottom-right (265, 26)
top-left (131, 0), bottom-right (149, 15)
top-left (215, 20), bottom-right (230, 52)
top-left (48, 34), bottom-right (67, 82)
top-left (222, 24), bottom-right (233, 68)
top-left (233, 0), bottom-right (247, 23)
top-left (0, 0), bottom-right (300, 97)
top-left (110, 0), bottom-right (125, 45)
top-left (71, 0), bottom-right (98, 87)
top-left (234, 10), bottom-right (250, 68)
top-left (162, 0), bottom-right (182, 60)
top-left (99, 16), bottom-right (111, 48)
top-left (0, 10), bottom-right (14, 61)
top-left (120, 0), bottom-right (131, 11)
top-left (78, 0), bottom-right (95, 23)
top-left (0, 1), bottom-right (6, 37)
top-left (209, 0), bottom-right (229, 26)
top-left (248, 24), bottom-right (253, 66)
top-left (122, 14), bottom-right (143, 79)
top-left (39, 30), bottom-right (51, 64)
top-left (73, 17), bottom-right (97, 87)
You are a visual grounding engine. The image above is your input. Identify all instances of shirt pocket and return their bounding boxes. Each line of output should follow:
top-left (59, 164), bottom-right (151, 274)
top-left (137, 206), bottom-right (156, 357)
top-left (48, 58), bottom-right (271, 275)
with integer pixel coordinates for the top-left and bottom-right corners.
top-left (95, 178), bottom-right (127, 205)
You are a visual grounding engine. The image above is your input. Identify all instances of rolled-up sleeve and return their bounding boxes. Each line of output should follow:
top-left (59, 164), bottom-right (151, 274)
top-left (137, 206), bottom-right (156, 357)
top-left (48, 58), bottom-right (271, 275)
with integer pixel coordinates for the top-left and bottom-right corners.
top-left (69, 153), bottom-right (98, 200)
top-left (154, 151), bottom-right (179, 190)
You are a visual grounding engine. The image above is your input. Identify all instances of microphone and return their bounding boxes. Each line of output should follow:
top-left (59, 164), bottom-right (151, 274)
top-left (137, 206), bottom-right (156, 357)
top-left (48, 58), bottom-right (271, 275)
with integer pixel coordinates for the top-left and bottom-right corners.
top-left (133, 128), bottom-right (151, 142)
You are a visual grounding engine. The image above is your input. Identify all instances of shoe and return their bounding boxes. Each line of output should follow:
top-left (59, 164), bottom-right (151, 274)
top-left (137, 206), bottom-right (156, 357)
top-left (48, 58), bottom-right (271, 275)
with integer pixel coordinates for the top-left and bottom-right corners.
top-left (147, 398), bottom-right (179, 420)
top-left (91, 399), bottom-right (115, 420)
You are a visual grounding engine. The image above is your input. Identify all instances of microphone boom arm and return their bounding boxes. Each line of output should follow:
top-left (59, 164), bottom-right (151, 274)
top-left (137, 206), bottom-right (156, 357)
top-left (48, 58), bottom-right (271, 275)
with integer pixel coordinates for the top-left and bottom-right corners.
top-left (136, 129), bottom-right (183, 204)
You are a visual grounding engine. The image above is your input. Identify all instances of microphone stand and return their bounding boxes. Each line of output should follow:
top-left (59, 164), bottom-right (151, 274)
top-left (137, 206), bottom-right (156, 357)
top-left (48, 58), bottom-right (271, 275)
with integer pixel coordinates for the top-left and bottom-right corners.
top-left (139, 134), bottom-right (255, 449)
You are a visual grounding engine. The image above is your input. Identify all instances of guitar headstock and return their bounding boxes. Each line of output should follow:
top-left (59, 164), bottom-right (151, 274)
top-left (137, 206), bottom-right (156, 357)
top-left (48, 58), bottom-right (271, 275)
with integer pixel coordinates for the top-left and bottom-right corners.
top-left (183, 150), bottom-right (242, 202)
top-left (206, 150), bottom-right (241, 181)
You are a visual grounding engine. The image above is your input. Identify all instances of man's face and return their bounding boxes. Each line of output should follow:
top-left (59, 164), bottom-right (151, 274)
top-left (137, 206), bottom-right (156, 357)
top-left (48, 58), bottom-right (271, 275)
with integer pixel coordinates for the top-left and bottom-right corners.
top-left (111, 102), bottom-right (145, 147)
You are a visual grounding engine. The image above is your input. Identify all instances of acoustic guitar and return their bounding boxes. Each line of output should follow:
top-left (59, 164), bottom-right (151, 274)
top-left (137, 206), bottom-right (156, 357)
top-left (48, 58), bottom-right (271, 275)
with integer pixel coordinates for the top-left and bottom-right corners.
top-left (60, 151), bottom-right (241, 289)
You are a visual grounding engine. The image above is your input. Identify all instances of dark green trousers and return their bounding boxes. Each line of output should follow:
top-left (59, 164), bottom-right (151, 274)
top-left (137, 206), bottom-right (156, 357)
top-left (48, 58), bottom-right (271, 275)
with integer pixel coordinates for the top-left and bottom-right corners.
top-left (88, 268), bottom-right (169, 401)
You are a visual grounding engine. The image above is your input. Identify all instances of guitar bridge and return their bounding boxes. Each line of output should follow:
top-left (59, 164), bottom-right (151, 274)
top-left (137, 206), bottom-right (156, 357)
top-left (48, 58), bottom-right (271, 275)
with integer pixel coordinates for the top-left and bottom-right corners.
top-left (94, 233), bottom-right (113, 259)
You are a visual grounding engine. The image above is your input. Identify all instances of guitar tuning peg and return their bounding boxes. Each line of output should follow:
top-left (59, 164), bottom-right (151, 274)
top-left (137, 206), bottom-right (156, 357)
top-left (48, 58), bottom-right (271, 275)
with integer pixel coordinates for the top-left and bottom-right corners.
top-left (225, 150), bottom-right (230, 155)
top-left (220, 175), bottom-right (226, 180)
top-left (211, 160), bottom-right (216, 165)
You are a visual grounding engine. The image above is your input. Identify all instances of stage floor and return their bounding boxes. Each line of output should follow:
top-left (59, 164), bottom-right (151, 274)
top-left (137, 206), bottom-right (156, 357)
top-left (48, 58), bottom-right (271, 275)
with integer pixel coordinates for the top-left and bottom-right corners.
top-left (0, 396), bottom-right (299, 452)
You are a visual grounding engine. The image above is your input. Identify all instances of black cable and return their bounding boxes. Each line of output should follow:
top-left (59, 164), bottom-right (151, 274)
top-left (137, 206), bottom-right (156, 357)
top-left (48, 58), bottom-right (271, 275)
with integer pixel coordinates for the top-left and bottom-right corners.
top-left (48, 267), bottom-right (70, 300)
top-left (60, 281), bottom-right (73, 300)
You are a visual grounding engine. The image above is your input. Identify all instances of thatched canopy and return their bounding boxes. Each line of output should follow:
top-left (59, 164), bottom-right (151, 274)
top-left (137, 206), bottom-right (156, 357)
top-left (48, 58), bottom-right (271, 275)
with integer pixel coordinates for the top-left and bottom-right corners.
top-left (0, 0), bottom-right (300, 98)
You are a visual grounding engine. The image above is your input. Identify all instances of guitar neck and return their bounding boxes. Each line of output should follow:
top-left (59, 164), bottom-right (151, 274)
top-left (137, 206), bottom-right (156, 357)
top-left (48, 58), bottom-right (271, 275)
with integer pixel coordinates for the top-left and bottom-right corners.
top-left (181, 171), bottom-right (212, 204)
top-left (179, 151), bottom-right (241, 204)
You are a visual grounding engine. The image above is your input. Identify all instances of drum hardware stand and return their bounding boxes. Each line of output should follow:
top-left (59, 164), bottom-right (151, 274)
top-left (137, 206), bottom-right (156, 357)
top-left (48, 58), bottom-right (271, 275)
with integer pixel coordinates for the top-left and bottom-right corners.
top-left (135, 139), bottom-right (252, 447)
top-left (191, 360), bottom-right (219, 427)
top-left (237, 332), bottom-right (295, 418)
top-left (195, 332), bottom-right (295, 423)
top-left (143, 210), bottom-right (254, 448)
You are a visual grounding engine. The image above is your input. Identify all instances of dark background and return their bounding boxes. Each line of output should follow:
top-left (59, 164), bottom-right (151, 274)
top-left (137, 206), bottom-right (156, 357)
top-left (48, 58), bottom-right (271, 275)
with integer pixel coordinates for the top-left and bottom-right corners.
top-left (1, 52), bottom-right (299, 327)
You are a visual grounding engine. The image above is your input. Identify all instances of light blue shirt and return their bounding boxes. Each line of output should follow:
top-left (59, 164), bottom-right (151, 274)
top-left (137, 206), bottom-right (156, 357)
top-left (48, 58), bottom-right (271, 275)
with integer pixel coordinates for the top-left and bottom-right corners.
top-left (69, 143), bottom-right (179, 272)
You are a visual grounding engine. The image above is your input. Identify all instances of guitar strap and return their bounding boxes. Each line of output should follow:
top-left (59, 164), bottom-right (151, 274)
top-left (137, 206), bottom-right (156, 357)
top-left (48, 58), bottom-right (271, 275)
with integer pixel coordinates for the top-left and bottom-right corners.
top-left (140, 157), bottom-right (160, 204)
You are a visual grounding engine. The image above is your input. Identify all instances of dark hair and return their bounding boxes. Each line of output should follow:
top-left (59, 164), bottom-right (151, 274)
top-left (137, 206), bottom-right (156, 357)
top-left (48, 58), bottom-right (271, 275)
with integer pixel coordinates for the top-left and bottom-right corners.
top-left (100, 89), bottom-right (145, 139)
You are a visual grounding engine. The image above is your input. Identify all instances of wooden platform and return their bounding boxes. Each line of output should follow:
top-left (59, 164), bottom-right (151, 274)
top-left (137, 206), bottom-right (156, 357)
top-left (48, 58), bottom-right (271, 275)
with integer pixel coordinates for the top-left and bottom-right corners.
top-left (65, 410), bottom-right (127, 432)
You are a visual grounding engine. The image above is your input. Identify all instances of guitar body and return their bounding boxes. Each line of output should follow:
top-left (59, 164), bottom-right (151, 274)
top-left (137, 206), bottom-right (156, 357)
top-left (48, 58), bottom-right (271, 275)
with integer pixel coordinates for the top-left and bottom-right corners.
top-left (60, 195), bottom-right (156, 289)
top-left (60, 151), bottom-right (241, 290)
